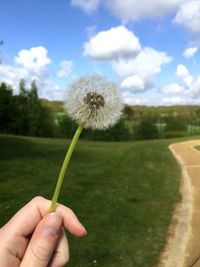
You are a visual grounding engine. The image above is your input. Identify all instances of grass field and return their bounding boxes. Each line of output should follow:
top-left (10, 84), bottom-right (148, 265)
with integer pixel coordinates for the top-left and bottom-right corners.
top-left (0, 134), bottom-right (182, 267)
top-left (195, 145), bottom-right (200, 151)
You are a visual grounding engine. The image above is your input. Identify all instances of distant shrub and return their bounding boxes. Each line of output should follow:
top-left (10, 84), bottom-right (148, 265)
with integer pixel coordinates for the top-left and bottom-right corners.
top-left (0, 80), bottom-right (55, 137)
top-left (165, 116), bottom-right (187, 132)
top-left (188, 125), bottom-right (200, 136)
top-left (82, 118), bottom-right (131, 141)
top-left (134, 116), bottom-right (159, 140)
top-left (165, 130), bottom-right (188, 138)
top-left (56, 114), bottom-right (78, 138)
top-left (165, 115), bottom-right (187, 138)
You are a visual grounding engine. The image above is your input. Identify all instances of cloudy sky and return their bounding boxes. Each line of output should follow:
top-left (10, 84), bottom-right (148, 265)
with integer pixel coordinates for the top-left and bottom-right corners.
top-left (0, 0), bottom-right (200, 105)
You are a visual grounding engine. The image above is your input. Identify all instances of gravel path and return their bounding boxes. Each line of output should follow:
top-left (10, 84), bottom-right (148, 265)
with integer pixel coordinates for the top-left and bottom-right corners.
top-left (158, 140), bottom-right (200, 267)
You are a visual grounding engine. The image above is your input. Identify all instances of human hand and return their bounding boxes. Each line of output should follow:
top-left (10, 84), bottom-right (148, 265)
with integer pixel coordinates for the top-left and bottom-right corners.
top-left (0, 196), bottom-right (87, 267)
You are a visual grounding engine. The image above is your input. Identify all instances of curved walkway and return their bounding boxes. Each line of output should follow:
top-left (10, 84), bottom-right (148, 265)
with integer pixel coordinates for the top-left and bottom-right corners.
top-left (159, 140), bottom-right (200, 267)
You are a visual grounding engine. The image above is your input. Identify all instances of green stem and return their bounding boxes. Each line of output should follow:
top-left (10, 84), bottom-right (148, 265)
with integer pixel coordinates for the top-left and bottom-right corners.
top-left (49, 125), bottom-right (84, 212)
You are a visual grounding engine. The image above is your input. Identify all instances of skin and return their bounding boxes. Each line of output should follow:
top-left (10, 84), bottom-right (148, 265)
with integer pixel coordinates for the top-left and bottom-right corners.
top-left (0, 196), bottom-right (87, 267)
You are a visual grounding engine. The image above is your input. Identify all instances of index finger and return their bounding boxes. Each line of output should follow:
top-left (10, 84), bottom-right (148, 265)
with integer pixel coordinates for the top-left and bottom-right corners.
top-left (4, 196), bottom-right (86, 237)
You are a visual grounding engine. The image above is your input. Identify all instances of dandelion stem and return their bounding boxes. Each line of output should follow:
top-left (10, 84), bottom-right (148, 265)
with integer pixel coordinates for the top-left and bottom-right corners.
top-left (49, 125), bottom-right (84, 212)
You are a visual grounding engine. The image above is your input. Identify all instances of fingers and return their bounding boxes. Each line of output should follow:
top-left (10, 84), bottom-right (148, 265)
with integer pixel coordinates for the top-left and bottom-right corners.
top-left (20, 213), bottom-right (63, 267)
top-left (48, 228), bottom-right (69, 267)
top-left (5, 196), bottom-right (87, 238)
top-left (56, 205), bottom-right (87, 237)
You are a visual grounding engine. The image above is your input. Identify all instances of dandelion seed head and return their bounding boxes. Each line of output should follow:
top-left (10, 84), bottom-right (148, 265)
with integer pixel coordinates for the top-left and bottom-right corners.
top-left (65, 75), bottom-right (124, 130)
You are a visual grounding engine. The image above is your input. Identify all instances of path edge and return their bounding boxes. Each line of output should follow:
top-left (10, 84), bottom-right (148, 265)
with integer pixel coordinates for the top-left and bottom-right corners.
top-left (158, 144), bottom-right (193, 267)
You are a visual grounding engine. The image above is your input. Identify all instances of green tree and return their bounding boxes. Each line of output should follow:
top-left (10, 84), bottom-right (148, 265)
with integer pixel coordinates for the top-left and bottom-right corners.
top-left (28, 80), bottom-right (40, 136)
top-left (56, 114), bottom-right (78, 138)
top-left (124, 105), bottom-right (134, 120)
top-left (165, 115), bottom-right (187, 131)
top-left (165, 115), bottom-right (187, 138)
top-left (0, 80), bottom-right (55, 137)
top-left (37, 105), bottom-right (55, 137)
top-left (82, 118), bottom-right (131, 141)
top-left (14, 80), bottom-right (29, 135)
top-left (0, 82), bottom-right (13, 133)
top-left (134, 116), bottom-right (159, 140)
top-left (19, 79), bottom-right (28, 97)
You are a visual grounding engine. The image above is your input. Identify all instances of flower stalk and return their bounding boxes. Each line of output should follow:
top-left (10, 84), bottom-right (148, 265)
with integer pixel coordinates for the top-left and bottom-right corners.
top-left (49, 75), bottom-right (123, 213)
top-left (49, 124), bottom-right (84, 212)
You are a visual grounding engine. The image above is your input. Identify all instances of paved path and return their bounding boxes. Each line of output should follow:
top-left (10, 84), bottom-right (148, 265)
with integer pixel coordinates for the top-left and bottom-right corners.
top-left (159, 140), bottom-right (200, 267)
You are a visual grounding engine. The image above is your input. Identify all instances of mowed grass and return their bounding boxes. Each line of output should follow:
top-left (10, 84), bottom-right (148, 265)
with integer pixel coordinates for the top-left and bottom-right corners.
top-left (0, 134), bottom-right (181, 267)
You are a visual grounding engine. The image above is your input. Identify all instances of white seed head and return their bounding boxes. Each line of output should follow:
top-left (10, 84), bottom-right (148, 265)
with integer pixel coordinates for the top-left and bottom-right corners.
top-left (65, 75), bottom-right (124, 130)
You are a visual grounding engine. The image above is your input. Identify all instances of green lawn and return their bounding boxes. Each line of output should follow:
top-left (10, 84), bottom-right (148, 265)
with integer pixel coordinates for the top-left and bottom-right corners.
top-left (0, 134), bottom-right (182, 267)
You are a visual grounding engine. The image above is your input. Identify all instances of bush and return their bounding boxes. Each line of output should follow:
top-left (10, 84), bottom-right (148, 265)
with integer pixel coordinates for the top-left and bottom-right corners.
top-left (56, 114), bottom-right (78, 138)
top-left (56, 116), bottom-right (131, 141)
top-left (82, 118), bottom-right (131, 141)
top-left (165, 130), bottom-right (188, 138)
top-left (165, 116), bottom-right (187, 132)
top-left (165, 115), bottom-right (187, 138)
top-left (134, 116), bottom-right (159, 140)
top-left (0, 80), bottom-right (55, 137)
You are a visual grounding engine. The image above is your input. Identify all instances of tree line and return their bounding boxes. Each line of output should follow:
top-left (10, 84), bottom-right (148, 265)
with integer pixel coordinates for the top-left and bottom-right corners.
top-left (57, 105), bottom-right (200, 141)
top-left (1, 80), bottom-right (200, 141)
top-left (0, 80), bottom-right (54, 137)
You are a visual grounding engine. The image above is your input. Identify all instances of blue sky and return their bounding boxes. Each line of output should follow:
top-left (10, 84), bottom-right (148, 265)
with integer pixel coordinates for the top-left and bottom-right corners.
top-left (0, 0), bottom-right (200, 105)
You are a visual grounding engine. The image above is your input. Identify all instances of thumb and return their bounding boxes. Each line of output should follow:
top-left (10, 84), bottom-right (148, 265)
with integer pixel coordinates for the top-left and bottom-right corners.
top-left (20, 213), bottom-right (62, 267)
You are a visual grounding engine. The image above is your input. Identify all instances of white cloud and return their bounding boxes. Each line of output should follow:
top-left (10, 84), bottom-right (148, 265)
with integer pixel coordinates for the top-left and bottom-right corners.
top-left (162, 96), bottom-right (184, 105)
top-left (183, 46), bottom-right (199, 58)
top-left (161, 94), bottom-right (200, 105)
top-left (176, 64), bottom-right (193, 87)
top-left (15, 46), bottom-right (51, 70)
top-left (116, 47), bottom-right (172, 103)
top-left (122, 90), bottom-right (199, 106)
top-left (0, 63), bottom-right (57, 98)
top-left (71, 0), bottom-right (200, 48)
top-left (161, 83), bottom-right (185, 94)
top-left (174, 0), bottom-right (200, 34)
top-left (57, 60), bottom-right (73, 78)
top-left (71, 0), bottom-right (189, 24)
top-left (0, 65), bottom-right (26, 94)
top-left (120, 75), bottom-right (145, 92)
top-left (84, 25), bottom-right (141, 60)
top-left (159, 64), bottom-right (200, 104)
top-left (113, 47), bottom-right (171, 79)
top-left (122, 91), bottom-right (143, 105)
top-left (113, 47), bottom-right (171, 91)
top-left (176, 64), bottom-right (189, 77)
top-left (0, 46), bottom-right (65, 100)
top-left (190, 76), bottom-right (200, 97)
top-left (84, 26), bottom-right (172, 101)
top-left (122, 91), bottom-right (176, 106)
top-left (183, 75), bottom-right (194, 87)
top-left (106, 0), bottom-right (186, 22)
top-left (122, 61), bottom-right (200, 105)
top-left (71, 0), bottom-right (101, 14)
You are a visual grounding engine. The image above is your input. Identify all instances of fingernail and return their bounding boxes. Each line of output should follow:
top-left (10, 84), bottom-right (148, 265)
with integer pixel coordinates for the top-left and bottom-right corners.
top-left (42, 213), bottom-right (62, 237)
top-left (80, 224), bottom-right (87, 236)
top-left (83, 227), bottom-right (87, 235)
top-left (83, 226), bottom-right (87, 235)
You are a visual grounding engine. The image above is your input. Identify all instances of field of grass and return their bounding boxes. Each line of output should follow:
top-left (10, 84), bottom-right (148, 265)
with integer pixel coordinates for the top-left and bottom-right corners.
top-left (195, 145), bottom-right (200, 151)
top-left (0, 134), bottom-right (182, 267)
